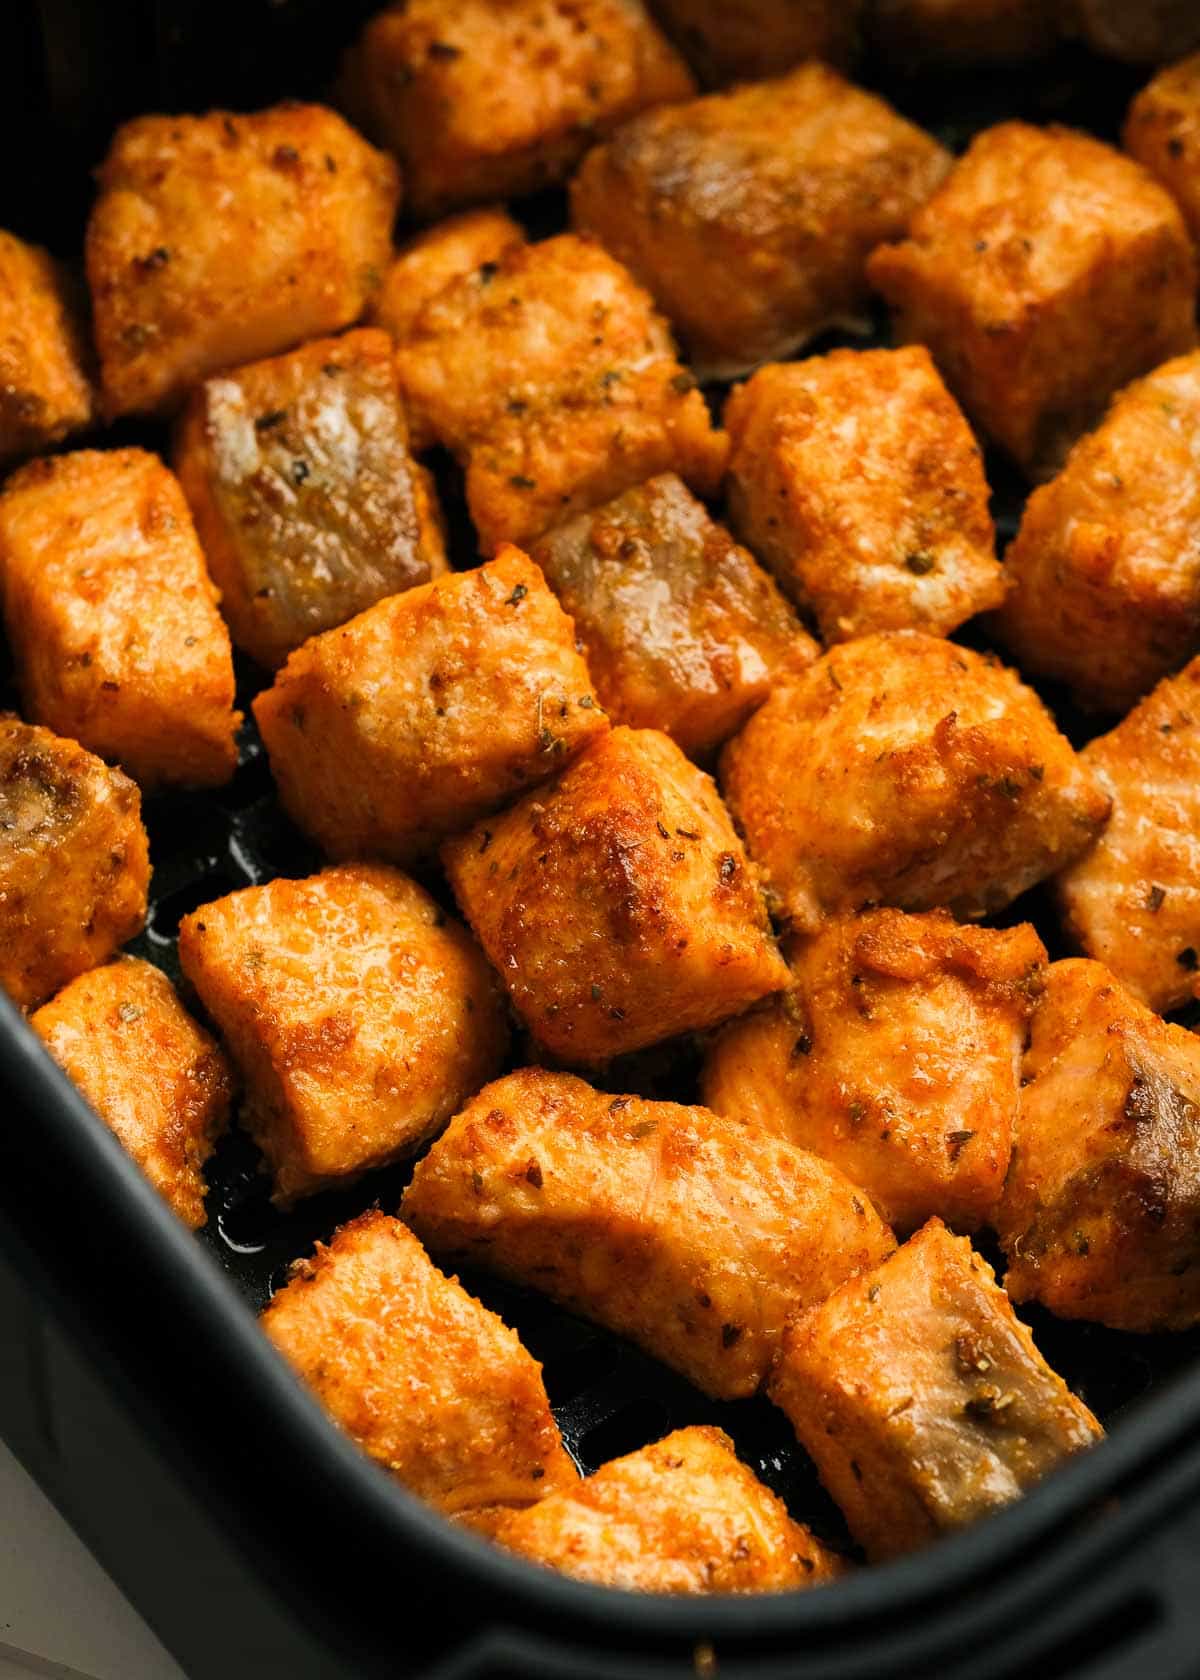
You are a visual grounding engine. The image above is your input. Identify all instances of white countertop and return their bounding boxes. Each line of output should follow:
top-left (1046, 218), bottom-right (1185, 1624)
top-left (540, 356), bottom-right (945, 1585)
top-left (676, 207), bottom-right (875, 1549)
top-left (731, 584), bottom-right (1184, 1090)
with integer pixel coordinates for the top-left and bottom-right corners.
top-left (0, 1438), bottom-right (185, 1680)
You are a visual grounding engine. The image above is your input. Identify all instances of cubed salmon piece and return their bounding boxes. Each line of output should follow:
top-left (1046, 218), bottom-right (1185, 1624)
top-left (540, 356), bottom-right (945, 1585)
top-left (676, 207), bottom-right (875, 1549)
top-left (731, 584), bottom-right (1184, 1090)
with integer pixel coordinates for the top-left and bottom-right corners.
top-left (991, 352), bottom-right (1200, 715)
top-left (403, 1068), bottom-right (895, 1399)
top-left (768, 1219), bottom-right (1103, 1561)
top-left (0, 716), bottom-right (149, 1011)
top-left (31, 956), bottom-right (232, 1228)
top-left (1125, 54), bottom-right (1200, 244)
top-left (703, 911), bottom-right (1046, 1234)
top-left (253, 548), bottom-right (608, 864)
top-left (649, 0), bottom-right (862, 86)
top-left (490, 1425), bottom-right (845, 1592)
top-left (0, 448), bottom-right (239, 788)
top-left (529, 474), bottom-right (811, 758)
top-left (86, 104), bottom-right (399, 418)
top-left (866, 0), bottom-right (1057, 66)
top-left (262, 1211), bottom-right (576, 1514)
top-left (177, 864), bottom-right (508, 1204)
top-left (868, 122), bottom-right (1196, 478)
top-left (443, 726), bottom-right (788, 1063)
top-left (1057, 660), bottom-right (1200, 1013)
top-left (725, 349), bottom-right (1004, 643)
top-left (720, 632), bottom-right (1111, 934)
top-left (369, 208), bottom-right (525, 345)
top-left (174, 328), bottom-right (446, 670)
top-left (572, 64), bottom-right (949, 380)
top-left (341, 0), bottom-right (694, 220)
top-left (999, 959), bottom-right (1200, 1331)
top-left (0, 229), bottom-right (93, 463)
top-left (394, 233), bottom-right (726, 551)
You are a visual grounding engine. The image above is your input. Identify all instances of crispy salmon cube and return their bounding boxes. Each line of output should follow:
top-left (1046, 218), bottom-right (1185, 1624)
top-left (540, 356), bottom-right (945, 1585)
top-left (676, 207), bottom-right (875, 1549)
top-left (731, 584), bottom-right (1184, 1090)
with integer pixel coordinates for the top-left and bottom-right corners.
top-left (0, 230), bottom-right (94, 464)
top-left (254, 548), bottom-right (607, 864)
top-left (991, 353), bottom-right (1200, 715)
top-left (262, 1211), bottom-right (576, 1514)
top-left (724, 350), bottom-right (1004, 644)
top-left (368, 208), bottom-right (525, 345)
top-left (342, 0), bottom-right (694, 221)
top-left (720, 633), bottom-right (1110, 934)
top-left (1057, 662), bottom-right (1200, 1013)
top-left (177, 864), bottom-right (508, 1204)
top-left (868, 123), bottom-right (1196, 478)
top-left (1063, 2), bottom-right (1200, 65)
top-left (529, 474), bottom-right (811, 758)
top-left (768, 1219), bottom-right (1103, 1562)
top-left (403, 1068), bottom-right (895, 1399)
top-left (174, 328), bottom-right (446, 670)
top-left (1125, 55), bottom-right (1200, 244)
top-left (31, 956), bottom-right (232, 1228)
top-left (648, 0), bottom-right (862, 86)
top-left (0, 449), bottom-right (239, 789)
top-left (443, 726), bottom-right (788, 1063)
top-left (394, 233), bottom-right (726, 551)
top-left (0, 716), bottom-right (149, 1011)
top-left (703, 911), bottom-right (1046, 1235)
top-left (572, 64), bottom-right (950, 380)
top-left (86, 104), bottom-right (399, 419)
top-left (999, 959), bottom-right (1200, 1331)
top-left (490, 1425), bottom-right (845, 1592)
top-left (866, 0), bottom-right (1057, 66)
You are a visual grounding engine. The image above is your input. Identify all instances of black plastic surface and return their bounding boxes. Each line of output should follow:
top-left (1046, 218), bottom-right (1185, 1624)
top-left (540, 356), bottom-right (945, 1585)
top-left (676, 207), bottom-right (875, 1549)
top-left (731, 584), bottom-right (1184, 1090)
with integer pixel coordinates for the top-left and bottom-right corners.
top-left (4, 5), bottom-right (1200, 1677)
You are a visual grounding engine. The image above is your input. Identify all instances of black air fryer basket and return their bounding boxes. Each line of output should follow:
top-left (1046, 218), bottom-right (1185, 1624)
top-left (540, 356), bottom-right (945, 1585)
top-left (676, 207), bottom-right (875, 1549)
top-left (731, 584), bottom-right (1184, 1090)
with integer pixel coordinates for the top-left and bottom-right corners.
top-left (3, 6), bottom-right (1200, 1676)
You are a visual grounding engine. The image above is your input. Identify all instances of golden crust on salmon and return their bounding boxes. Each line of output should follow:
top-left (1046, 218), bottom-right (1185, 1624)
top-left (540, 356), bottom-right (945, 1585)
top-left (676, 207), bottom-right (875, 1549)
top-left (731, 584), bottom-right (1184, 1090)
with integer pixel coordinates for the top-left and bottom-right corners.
top-left (178, 864), bottom-right (508, 1204)
top-left (402, 1067), bottom-right (896, 1400)
top-left (443, 727), bottom-right (788, 1064)
top-left (262, 1211), bottom-right (577, 1515)
top-left (31, 956), bottom-right (232, 1228)
top-left (702, 910), bottom-right (1046, 1234)
top-left (490, 1425), bottom-right (845, 1593)
top-left (999, 959), bottom-right (1200, 1331)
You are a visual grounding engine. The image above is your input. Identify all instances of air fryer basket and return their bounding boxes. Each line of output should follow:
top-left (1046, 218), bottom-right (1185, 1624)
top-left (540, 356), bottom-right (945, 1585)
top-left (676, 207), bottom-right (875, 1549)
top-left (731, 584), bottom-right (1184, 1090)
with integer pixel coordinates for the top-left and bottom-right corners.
top-left (4, 5), bottom-right (1200, 1677)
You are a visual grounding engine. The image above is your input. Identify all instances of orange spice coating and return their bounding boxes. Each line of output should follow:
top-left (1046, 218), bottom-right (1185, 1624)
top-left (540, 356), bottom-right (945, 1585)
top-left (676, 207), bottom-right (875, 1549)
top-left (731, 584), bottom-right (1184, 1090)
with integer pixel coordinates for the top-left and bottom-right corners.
top-left (719, 632), bottom-right (1110, 934)
top-left (174, 328), bottom-right (446, 670)
top-left (442, 726), bottom-right (788, 1064)
top-left (402, 1067), bottom-right (896, 1400)
top-left (0, 230), bottom-right (93, 464)
top-left (490, 1425), bottom-right (846, 1593)
top-left (702, 910), bottom-right (1046, 1235)
top-left (341, 0), bottom-right (694, 220)
top-left (31, 956), bottom-right (232, 1228)
top-left (724, 349), bottom-right (1003, 644)
top-left (87, 103), bottom-right (399, 418)
top-left (178, 864), bottom-right (508, 1205)
top-left (254, 548), bottom-right (607, 865)
top-left (394, 233), bottom-right (726, 551)
top-left (768, 1219), bottom-right (1103, 1562)
top-left (529, 473), bottom-right (810, 758)
top-left (262, 1211), bottom-right (576, 1515)
top-left (0, 716), bottom-right (149, 1011)
top-left (1125, 53), bottom-right (1200, 244)
top-left (0, 448), bottom-right (239, 788)
top-left (999, 959), bottom-right (1200, 1331)
top-left (572, 63), bottom-right (950, 379)
top-left (648, 0), bottom-right (862, 86)
top-left (868, 122), bottom-right (1197, 477)
top-left (991, 352), bottom-right (1200, 716)
top-left (368, 208), bottom-right (526, 344)
top-left (1057, 660), bottom-right (1200, 1013)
